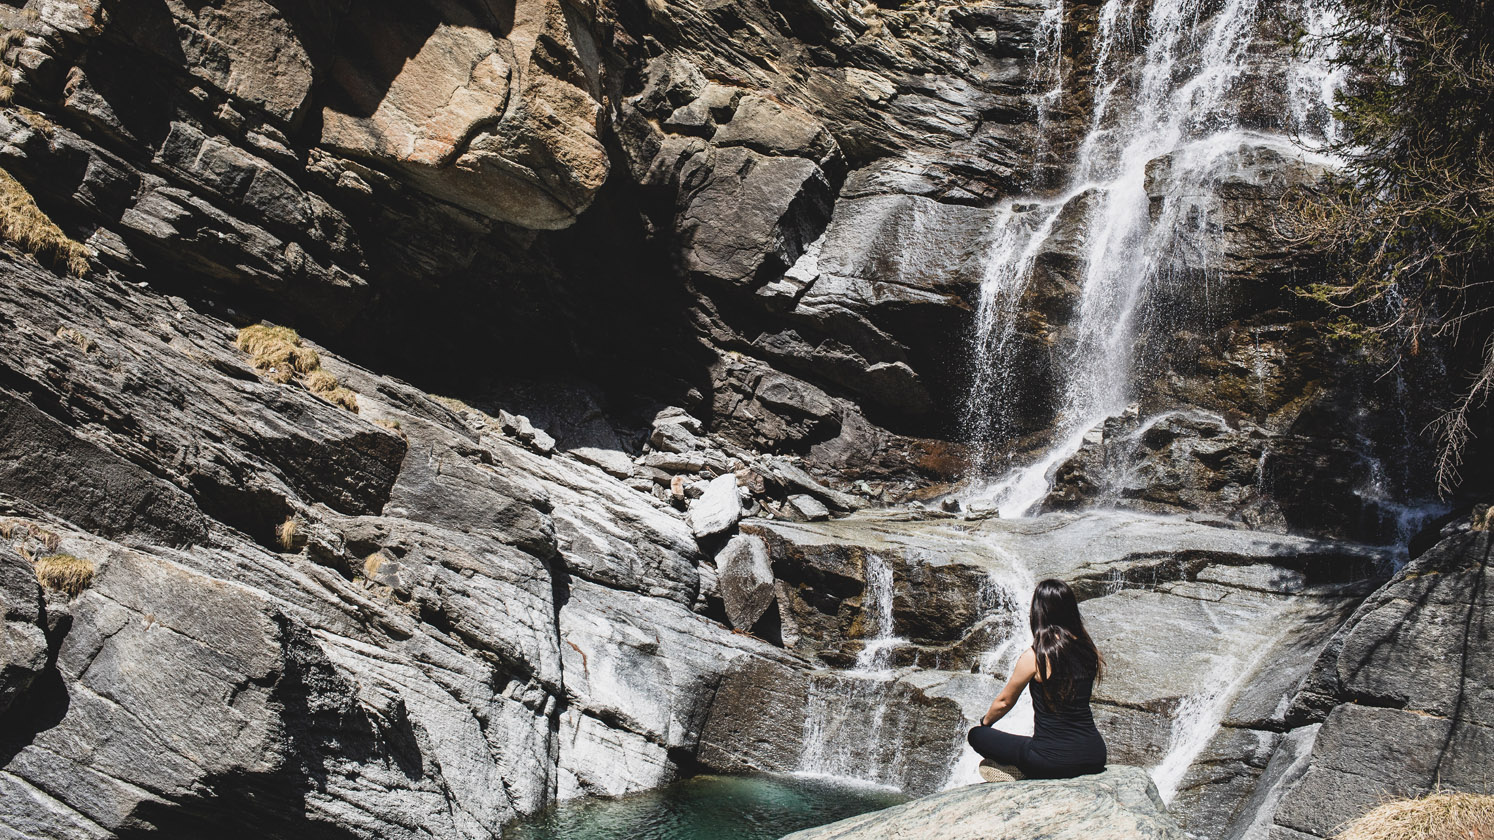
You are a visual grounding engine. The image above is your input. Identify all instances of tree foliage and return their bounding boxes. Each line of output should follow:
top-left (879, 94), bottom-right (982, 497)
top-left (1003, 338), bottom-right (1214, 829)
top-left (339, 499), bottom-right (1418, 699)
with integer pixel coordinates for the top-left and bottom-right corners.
top-left (1285, 0), bottom-right (1494, 495)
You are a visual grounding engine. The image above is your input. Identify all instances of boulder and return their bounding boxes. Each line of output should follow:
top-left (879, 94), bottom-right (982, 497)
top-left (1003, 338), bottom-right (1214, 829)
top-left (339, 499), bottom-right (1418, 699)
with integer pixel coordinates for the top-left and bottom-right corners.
top-left (687, 474), bottom-right (741, 538)
top-left (788, 494), bottom-right (831, 521)
top-left (0, 546), bottom-right (48, 718)
top-left (715, 535), bottom-right (776, 630)
top-left (677, 146), bottom-right (834, 286)
top-left (649, 413), bottom-right (705, 454)
top-left (556, 578), bottom-right (792, 798)
top-left (780, 766), bottom-right (1185, 840)
top-left (318, 0), bottom-right (609, 228)
top-left (497, 410), bottom-right (557, 455)
top-left (1271, 521), bottom-right (1494, 839)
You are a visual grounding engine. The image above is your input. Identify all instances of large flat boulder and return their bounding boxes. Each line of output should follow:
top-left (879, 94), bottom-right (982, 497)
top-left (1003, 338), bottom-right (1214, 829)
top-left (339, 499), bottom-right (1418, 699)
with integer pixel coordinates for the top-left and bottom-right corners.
top-left (780, 766), bottom-right (1185, 840)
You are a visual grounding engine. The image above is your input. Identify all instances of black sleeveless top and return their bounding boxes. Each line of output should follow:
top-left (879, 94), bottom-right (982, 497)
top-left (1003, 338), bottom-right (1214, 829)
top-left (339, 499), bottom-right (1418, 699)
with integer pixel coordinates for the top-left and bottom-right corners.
top-left (1029, 670), bottom-right (1107, 772)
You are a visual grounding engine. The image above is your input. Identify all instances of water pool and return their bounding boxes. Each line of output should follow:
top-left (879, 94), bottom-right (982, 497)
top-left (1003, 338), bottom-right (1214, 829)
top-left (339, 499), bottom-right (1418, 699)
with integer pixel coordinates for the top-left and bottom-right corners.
top-left (502, 774), bottom-right (908, 840)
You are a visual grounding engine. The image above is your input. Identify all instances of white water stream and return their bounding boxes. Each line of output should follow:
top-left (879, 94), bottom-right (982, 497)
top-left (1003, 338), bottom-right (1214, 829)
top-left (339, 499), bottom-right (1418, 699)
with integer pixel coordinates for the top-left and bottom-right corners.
top-left (962, 0), bottom-right (1346, 518)
top-left (953, 0), bottom-right (1353, 800)
top-left (798, 0), bottom-right (1358, 804)
top-left (796, 553), bottom-right (909, 787)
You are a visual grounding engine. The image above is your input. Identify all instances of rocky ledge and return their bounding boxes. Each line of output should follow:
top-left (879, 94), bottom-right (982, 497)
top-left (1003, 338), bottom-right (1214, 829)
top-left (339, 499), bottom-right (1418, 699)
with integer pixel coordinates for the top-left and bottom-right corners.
top-left (780, 766), bottom-right (1184, 840)
top-left (1266, 516), bottom-right (1494, 840)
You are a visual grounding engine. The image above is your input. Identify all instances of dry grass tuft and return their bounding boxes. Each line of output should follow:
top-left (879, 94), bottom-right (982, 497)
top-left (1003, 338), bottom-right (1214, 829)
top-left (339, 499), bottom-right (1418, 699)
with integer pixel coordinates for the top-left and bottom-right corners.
top-left (1473, 503), bottom-right (1492, 532)
top-left (0, 29), bottom-right (25, 106)
top-left (305, 369), bottom-right (339, 394)
top-left (1, 518), bottom-right (61, 558)
top-left (276, 516), bottom-right (300, 551)
top-left (362, 551), bottom-right (388, 580)
top-left (0, 166), bottom-right (90, 276)
top-left (432, 395), bottom-right (473, 414)
top-left (33, 553), bottom-right (95, 597)
top-left (235, 324), bottom-right (298, 357)
top-left (317, 386), bottom-right (358, 412)
top-left (1335, 792), bottom-right (1494, 840)
top-left (235, 324), bottom-right (357, 412)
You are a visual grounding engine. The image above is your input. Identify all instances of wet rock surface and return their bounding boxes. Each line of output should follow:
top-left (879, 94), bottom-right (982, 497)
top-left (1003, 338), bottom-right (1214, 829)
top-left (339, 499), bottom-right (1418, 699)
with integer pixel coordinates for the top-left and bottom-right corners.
top-left (744, 510), bottom-right (1392, 835)
top-left (781, 766), bottom-right (1185, 840)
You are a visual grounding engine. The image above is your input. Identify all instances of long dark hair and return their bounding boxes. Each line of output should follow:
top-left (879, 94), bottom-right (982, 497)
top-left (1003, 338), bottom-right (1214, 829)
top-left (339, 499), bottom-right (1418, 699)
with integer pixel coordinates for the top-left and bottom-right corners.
top-left (1029, 578), bottom-right (1103, 703)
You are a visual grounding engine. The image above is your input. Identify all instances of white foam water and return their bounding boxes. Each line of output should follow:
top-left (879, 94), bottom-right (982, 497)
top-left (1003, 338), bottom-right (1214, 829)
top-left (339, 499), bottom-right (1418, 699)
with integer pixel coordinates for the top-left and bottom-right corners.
top-left (797, 553), bottom-right (909, 785)
top-left (941, 541), bottom-right (1038, 789)
top-left (962, 0), bottom-right (1347, 514)
top-left (1150, 600), bottom-right (1300, 804)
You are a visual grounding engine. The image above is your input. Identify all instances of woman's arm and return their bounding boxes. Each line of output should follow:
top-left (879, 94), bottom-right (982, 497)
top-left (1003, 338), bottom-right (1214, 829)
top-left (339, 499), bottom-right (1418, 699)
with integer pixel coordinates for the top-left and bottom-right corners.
top-left (981, 647), bottom-right (1038, 726)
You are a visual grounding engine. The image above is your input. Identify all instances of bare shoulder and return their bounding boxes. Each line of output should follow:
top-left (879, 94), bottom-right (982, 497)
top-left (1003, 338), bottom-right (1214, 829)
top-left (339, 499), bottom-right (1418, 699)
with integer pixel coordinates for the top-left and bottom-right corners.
top-left (1016, 646), bottom-right (1039, 680)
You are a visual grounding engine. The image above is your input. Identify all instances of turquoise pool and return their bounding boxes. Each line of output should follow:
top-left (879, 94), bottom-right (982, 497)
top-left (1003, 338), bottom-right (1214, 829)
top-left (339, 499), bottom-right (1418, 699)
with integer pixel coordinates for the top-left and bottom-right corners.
top-left (502, 773), bottom-right (908, 840)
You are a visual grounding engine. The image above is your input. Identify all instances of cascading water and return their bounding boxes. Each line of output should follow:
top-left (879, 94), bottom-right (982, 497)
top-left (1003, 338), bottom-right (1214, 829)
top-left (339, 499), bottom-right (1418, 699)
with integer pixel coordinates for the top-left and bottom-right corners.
top-left (940, 543), bottom-right (1038, 789)
top-left (961, 0), bottom-right (1346, 517)
top-left (855, 552), bottom-right (904, 670)
top-left (1149, 602), bottom-right (1300, 804)
top-left (798, 549), bottom-right (1045, 793)
top-left (797, 553), bottom-right (910, 786)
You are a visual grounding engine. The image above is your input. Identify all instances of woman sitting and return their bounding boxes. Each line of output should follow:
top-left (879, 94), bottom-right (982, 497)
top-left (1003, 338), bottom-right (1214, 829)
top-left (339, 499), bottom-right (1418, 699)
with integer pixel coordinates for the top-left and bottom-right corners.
top-left (967, 578), bottom-right (1108, 780)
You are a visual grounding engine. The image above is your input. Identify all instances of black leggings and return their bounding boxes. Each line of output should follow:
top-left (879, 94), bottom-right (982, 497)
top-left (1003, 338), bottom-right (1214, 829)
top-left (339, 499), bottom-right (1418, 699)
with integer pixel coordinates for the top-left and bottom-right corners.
top-left (966, 726), bottom-right (1103, 780)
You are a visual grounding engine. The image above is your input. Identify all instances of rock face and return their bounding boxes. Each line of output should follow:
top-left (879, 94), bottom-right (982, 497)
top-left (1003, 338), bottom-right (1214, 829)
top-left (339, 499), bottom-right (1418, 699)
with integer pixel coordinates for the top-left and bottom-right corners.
top-left (741, 510), bottom-right (1392, 836)
top-left (0, 547), bottom-right (47, 718)
top-left (1269, 519), bottom-right (1494, 839)
top-left (0, 0), bottom-right (1477, 837)
top-left (780, 766), bottom-right (1185, 840)
top-left (715, 534), bottom-right (776, 631)
top-left (0, 255), bottom-right (849, 837)
top-left (0, 0), bottom-right (1441, 526)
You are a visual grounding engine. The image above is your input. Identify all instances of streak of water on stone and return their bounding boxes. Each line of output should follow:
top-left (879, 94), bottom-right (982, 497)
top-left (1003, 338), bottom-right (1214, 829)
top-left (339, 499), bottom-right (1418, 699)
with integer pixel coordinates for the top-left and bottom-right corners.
top-left (796, 552), bottom-right (909, 788)
top-left (961, 0), bottom-right (1347, 517)
top-left (1150, 601), bottom-right (1301, 804)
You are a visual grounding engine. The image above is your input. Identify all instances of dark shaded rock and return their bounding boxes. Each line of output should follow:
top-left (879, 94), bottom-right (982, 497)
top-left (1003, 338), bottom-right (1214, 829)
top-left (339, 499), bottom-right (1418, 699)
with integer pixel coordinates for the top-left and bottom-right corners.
top-left (0, 546), bottom-right (48, 718)
top-left (383, 419), bottom-right (557, 560)
top-left (678, 146), bottom-right (834, 287)
top-left (1271, 522), bottom-right (1494, 838)
top-left (695, 658), bottom-right (809, 773)
top-left (0, 390), bottom-right (208, 547)
top-left (715, 534), bottom-right (776, 631)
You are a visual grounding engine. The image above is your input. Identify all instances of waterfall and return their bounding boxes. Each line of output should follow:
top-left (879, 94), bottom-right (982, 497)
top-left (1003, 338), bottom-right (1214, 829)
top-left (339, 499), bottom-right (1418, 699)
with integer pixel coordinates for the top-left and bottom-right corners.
top-left (855, 553), bottom-right (904, 671)
top-left (941, 542), bottom-right (1038, 789)
top-left (797, 553), bottom-right (909, 786)
top-left (961, 0), bottom-right (1346, 516)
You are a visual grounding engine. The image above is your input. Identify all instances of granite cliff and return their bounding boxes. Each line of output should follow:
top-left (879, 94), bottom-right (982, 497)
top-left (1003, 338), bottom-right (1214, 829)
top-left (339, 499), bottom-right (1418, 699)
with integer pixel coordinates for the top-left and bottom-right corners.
top-left (0, 0), bottom-right (1487, 838)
